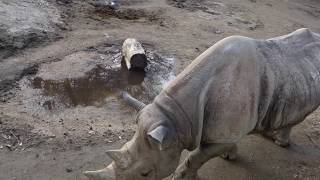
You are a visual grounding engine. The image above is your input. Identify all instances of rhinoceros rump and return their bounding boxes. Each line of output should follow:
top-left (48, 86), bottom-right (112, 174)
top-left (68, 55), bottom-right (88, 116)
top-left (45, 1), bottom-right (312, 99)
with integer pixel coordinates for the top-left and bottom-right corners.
top-left (84, 28), bottom-right (320, 180)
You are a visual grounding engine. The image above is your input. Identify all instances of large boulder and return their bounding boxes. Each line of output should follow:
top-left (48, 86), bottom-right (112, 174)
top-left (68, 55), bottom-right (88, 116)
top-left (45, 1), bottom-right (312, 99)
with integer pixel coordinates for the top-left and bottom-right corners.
top-left (0, 0), bottom-right (63, 58)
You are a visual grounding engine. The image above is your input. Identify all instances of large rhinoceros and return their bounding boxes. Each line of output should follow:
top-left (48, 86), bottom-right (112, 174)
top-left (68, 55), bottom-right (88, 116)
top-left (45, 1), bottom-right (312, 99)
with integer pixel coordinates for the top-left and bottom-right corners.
top-left (84, 28), bottom-right (320, 180)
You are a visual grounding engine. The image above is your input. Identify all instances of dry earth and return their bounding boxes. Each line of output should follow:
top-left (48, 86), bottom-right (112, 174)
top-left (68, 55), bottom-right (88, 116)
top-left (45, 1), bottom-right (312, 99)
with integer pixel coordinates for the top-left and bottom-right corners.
top-left (0, 0), bottom-right (320, 180)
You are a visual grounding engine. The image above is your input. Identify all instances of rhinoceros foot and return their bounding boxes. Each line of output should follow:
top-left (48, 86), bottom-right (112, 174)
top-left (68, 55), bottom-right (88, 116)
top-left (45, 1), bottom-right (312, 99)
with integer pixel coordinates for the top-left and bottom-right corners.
top-left (220, 145), bottom-right (237, 160)
top-left (274, 139), bottom-right (290, 147)
top-left (263, 127), bottom-right (292, 148)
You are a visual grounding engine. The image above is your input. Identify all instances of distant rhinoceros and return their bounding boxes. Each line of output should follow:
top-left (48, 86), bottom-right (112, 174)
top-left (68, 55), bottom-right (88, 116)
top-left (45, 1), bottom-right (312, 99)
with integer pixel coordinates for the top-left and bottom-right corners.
top-left (84, 28), bottom-right (320, 180)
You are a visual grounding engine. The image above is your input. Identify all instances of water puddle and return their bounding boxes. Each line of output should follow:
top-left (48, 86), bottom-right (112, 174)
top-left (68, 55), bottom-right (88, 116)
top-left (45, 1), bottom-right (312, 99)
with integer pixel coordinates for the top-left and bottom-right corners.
top-left (32, 66), bottom-right (146, 108)
top-left (20, 42), bottom-right (175, 112)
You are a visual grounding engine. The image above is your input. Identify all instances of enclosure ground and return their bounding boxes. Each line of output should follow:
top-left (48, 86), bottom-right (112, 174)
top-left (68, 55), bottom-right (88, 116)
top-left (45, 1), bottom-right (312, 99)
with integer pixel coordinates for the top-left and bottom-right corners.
top-left (0, 0), bottom-right (320, 180)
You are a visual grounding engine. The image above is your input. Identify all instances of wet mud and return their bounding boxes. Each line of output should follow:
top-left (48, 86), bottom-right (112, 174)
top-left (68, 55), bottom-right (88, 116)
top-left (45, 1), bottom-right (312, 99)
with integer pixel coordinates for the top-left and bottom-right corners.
top-left (32, 66), bottom-right (146, 108)
top-left (88, 0), bottom-right (165, 22)
top-left (93, 7), bottom-right (163, 22)
top-left (167, 0), bottom-right (264, 30)
top-left (21, 42), bottom-right (175, 112)
top-left (0, 41), bottom-right (175, 156)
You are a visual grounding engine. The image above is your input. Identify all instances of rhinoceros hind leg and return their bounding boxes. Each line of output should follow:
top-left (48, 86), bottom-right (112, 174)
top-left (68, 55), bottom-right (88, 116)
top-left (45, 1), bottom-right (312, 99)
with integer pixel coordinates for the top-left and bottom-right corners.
top-left (172, 143), bottom-right (235, 180)
top-left (220, 144), bottom-right (238, 160)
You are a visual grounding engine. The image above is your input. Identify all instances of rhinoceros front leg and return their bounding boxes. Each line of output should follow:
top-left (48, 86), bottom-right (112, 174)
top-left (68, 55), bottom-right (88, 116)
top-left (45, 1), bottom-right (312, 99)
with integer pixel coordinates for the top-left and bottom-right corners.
top-left (273, 127), bottom-right (292, 147)
top-left (264, 126), bottom-right (292, 147)
top-left (172, 143), bottom-right (235, 180)
top-left (220, 144), bottom-right (238, 160)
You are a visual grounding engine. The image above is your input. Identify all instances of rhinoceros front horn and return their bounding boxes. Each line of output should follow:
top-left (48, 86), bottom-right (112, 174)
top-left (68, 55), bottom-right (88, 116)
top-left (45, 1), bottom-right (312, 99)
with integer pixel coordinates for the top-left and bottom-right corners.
top-left (83, 164), bottom-right (115, 180)
top-left (121, 91), bottom-right (146, 111)
top-left (106, 149), bottom-right (133, 169)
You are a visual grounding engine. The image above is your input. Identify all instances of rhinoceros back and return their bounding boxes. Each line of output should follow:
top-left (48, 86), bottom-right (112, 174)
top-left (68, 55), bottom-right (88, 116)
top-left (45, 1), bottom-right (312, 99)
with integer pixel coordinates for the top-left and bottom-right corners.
top-left (157, 28), bottom-right (320, 146)
top-left (255, 28), bottom-right (320, 131)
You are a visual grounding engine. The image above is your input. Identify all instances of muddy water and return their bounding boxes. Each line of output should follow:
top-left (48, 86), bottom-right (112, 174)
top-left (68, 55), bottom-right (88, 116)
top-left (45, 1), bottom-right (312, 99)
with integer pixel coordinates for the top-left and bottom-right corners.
top-left (32, 67), bottom-right (146, 108)
top-left (23, 43), bottom-right (175, 111)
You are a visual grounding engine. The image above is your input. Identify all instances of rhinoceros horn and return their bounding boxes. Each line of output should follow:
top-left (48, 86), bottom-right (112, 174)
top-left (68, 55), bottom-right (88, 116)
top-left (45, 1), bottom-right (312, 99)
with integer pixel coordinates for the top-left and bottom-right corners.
top-left (147, 125), bottom-right (170, 151)
top-left (106, 149), bottom-right (133, 169)
top-left (83, 164), bottom-right (115, 180)
top-left (122, 91), bottom-right (146, 111)
top-left (83, 149), bottom-right (133, 180)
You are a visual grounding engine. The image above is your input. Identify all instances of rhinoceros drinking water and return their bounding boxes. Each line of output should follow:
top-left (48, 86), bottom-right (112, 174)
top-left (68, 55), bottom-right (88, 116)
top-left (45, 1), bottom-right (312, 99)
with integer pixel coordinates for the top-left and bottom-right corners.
top-left (84, 28), bottom-right (320, 180)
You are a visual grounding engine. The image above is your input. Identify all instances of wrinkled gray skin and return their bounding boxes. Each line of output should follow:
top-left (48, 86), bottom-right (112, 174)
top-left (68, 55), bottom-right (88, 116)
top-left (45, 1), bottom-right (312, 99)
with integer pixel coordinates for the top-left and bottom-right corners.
top-left (84, 28), bottom-right (320, 180)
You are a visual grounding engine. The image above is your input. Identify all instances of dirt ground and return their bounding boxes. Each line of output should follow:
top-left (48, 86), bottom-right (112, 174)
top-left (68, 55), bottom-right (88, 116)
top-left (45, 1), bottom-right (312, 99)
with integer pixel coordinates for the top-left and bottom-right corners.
top-left (1, 0), bottom-right (320, 180)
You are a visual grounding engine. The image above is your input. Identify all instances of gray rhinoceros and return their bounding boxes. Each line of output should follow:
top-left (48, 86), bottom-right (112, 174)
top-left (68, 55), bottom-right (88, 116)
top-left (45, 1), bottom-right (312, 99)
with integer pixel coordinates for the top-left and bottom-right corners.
top-left (84, 28), bottom-right (320, 180)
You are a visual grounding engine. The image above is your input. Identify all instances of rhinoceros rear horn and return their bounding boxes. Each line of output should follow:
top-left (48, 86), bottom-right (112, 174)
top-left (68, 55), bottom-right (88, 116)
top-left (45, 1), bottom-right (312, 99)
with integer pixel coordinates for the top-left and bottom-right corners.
top-left (121, 91), bottom-right (146, 111)
top-left (106, 149), bottom-right (133, 169)
top-left (83, 164), bottom-right (116, 180)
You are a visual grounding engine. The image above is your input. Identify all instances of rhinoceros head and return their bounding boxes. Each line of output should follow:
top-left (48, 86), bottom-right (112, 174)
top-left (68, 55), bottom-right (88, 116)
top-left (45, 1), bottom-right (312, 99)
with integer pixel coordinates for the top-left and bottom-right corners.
top-left (84, 92), bottom-right (182, 180)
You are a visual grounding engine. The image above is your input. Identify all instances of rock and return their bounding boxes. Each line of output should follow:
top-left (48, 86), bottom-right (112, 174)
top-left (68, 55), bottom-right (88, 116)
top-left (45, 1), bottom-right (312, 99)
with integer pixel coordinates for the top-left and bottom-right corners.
top-left (122, 38), bottom-right (147, 71)
top-left (0, 0), bottom-right (63, 58)
top-left (65, 168), bottom-right (73, 173)
top-left (90, 0), bottom-right (120, 10)
top-left (56, 0), bottom-right (73, 5)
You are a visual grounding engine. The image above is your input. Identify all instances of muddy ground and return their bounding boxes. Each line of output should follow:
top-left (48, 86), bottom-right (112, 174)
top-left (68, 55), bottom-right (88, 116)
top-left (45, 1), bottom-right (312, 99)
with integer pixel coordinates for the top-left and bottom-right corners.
top-left (0, 0), bottom-right (320, 180)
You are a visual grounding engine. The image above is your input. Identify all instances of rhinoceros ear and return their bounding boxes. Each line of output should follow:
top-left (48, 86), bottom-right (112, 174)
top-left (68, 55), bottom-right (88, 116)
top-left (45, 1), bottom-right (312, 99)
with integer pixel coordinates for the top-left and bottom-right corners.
top-left (106, 149), bottom-right (132, 169)
top-left (147, 125), bottom-right (172, 151)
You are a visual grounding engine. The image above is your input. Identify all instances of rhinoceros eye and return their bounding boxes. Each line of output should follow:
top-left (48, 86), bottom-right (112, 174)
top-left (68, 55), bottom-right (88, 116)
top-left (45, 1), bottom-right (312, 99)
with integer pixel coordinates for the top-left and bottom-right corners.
top-left (140, 169), bottom-right (153, 177)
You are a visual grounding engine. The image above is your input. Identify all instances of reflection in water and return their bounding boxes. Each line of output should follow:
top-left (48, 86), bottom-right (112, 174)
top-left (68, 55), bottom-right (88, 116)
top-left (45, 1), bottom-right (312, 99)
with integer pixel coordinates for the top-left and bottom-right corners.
top-left (33, 66), bottom-right (146, 107)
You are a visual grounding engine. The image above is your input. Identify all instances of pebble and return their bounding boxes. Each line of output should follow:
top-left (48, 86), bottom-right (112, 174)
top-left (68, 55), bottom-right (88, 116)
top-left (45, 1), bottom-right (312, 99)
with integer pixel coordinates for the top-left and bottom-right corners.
top-left (65, 168), bottom-right (73, 173)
